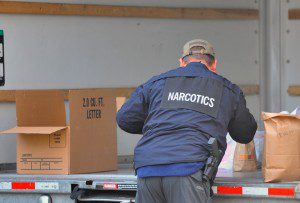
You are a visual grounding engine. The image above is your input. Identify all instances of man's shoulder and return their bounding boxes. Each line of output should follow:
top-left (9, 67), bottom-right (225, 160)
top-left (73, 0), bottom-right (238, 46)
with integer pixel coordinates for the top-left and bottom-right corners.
top-left (213, 73), bottom-right (241, 95)
top-left (142, 66), bottom-right (242, 96)
top-left (144, 66), bottom-right (183, 85)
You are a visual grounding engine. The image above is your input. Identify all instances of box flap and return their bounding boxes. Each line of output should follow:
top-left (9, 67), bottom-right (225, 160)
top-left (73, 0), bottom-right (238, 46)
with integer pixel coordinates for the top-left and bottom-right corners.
top-left (16, 127), bottom-right (70, 175)
top-left (261, 112), bottom-right (300, 120)
top-left (16, 90), bottom-right (66, 126)
top-left (1, 126), bottom-right (67, 134)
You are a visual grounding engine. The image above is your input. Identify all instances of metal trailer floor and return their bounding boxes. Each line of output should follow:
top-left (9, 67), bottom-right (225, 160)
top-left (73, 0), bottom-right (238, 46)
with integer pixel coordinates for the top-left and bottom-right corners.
top-left (0, 167), bottom-right (299, 203)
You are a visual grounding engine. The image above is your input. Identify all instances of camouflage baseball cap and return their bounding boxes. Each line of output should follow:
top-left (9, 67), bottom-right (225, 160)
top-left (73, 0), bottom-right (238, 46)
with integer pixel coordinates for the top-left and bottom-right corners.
top-left (182, 39), bottom-right (215, 58)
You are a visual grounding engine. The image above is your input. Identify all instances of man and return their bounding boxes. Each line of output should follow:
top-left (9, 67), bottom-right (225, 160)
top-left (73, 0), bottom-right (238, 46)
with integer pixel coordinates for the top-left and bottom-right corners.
top-left (116, 39), bottom-right (257, 203)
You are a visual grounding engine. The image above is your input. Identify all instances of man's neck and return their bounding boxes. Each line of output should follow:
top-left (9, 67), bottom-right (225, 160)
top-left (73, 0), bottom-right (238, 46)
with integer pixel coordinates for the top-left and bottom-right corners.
top-left (186, 61), bottom-right (216, 73)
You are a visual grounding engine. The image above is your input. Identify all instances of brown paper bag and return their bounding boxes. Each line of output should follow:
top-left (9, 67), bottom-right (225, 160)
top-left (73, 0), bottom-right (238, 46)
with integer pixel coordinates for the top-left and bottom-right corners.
top-left (262, 112), bottom-right (300, 182)
top-left (233, 141), bottom-right (257, 172)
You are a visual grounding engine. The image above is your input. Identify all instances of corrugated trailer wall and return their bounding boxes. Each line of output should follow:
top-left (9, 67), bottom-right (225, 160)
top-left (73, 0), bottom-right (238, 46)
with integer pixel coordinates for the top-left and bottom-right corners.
top-left (284, 0), bottom-right (300, 111)
top-left (0, 0), bottom-right (259, 163)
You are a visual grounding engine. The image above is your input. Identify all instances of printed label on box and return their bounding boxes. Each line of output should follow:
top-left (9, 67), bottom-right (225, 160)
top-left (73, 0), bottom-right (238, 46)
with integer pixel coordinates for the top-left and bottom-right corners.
top-left (20, 154), bottom-right (63, 171)
top-left (49, 130), bottom-right (66, 148)
top-left (82, 96), bottom-right (104, 120)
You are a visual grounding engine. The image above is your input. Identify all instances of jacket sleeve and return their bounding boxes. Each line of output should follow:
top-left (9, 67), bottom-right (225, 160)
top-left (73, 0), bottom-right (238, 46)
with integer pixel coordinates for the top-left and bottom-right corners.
top-left (228, 91), bottom-right (257, 144)
top-left (116, 85), bottom-right (149, 134)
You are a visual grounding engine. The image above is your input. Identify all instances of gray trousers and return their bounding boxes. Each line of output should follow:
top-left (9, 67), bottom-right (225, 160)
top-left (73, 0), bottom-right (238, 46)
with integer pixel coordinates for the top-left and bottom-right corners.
top-left (135, 170), bottom-right (212, 203)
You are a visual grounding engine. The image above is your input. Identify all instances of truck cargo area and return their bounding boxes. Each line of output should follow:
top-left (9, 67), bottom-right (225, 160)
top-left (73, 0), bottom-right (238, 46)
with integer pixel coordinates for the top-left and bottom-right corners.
top-left (0, 158), bottom-right (299, 203)
top-left (1, 0), bottom-right (300, 202)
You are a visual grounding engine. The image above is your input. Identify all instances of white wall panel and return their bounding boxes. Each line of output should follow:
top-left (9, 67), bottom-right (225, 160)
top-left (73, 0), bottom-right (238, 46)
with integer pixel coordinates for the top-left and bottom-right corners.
top-left (1, 16), bottom-right (259, 88)
top-left (0, 104), bottom-right (16, 163)
top-left (283, 0), bottom-right (300, 112)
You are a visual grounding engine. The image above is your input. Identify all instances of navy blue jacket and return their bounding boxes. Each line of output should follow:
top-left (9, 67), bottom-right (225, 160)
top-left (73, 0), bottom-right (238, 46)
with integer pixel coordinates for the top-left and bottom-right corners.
top-left (117, 62), bottom-right (257, 169)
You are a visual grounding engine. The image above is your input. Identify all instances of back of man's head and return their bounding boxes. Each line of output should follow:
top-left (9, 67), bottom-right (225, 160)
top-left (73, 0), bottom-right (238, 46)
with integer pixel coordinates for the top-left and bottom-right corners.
top-left (183, 46), bottom-right (215, 66)
top-left (180, 39), bottom-right (217, 72)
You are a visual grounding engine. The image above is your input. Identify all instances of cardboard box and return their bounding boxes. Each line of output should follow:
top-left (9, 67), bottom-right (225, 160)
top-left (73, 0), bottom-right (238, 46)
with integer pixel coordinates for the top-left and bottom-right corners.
top-left (116, 97), bottom-right (127, 111)
top-left (1, 90), bottom-right (117, 174)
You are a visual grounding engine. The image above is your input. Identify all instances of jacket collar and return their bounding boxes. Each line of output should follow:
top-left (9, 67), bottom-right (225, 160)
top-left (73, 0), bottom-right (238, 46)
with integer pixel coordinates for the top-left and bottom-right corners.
top-left (184, 62), bottom-right (210, 72)
top-left (146, 62), bottom-right (213, 84)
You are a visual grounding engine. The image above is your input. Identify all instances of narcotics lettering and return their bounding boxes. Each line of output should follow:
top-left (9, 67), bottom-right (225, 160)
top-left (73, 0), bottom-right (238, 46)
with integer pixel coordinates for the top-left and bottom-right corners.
top-left (167, 92), bottom-right (215, 107)
top-left (160, 77), bottom-right (223, 118)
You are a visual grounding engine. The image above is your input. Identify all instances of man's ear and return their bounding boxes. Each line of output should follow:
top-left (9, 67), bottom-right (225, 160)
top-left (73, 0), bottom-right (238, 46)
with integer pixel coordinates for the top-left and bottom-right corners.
top-left (179, 58), bottom-right (186, 67)
top-left (211, 59), bottom-right (217, 73)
